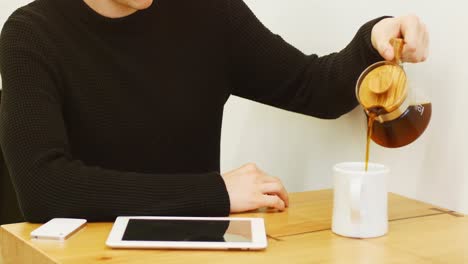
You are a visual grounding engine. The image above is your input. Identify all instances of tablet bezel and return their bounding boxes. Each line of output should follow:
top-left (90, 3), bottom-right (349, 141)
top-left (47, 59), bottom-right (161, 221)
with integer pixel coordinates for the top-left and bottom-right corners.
top-left (106, 216), bottom-right (267, 250)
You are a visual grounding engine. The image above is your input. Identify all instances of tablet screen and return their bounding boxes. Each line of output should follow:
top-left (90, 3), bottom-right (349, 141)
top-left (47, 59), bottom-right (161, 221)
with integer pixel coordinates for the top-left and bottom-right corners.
top-left (122, 219), bottom-right (252, 243)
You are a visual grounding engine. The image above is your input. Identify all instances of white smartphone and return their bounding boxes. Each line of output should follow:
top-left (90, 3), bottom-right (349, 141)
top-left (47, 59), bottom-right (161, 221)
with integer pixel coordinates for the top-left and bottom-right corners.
top-left (106, 216), bottom-right (267, 250)
top-left (30, 218), bottom-right (87, 241)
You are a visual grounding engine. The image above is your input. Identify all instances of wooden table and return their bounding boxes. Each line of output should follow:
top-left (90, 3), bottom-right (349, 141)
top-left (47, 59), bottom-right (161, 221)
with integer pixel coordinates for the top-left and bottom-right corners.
top-left (1, 190), bottom-right (466, 264)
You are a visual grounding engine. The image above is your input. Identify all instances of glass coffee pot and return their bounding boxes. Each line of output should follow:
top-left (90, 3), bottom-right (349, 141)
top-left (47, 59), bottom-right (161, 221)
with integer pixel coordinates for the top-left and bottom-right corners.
top-left (356, 38), bottom-right (432, 148)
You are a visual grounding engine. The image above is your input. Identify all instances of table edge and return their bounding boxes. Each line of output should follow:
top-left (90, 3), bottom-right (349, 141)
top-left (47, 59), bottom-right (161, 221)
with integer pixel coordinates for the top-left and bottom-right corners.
top-left (1, 225), bottom-right (60, 263)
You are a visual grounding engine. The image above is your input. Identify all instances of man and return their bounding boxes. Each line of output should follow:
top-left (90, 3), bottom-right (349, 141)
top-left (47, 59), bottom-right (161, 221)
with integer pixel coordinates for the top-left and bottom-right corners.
top-left (0, 0), bottom-right (429, 222)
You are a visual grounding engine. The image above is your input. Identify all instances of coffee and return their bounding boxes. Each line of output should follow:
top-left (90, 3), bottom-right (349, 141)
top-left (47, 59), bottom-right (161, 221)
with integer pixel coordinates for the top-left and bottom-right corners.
top-left (371, 103), bottom-right (432, 148)
top-left (364, 103), bottom-right (432, 171)
top-left (365, 113), bottom-right (377, 171)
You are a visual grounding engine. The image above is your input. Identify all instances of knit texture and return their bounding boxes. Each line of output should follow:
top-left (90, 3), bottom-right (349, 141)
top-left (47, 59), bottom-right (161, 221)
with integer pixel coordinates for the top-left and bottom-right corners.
top-left (0, 0), bottom-right (384, 222)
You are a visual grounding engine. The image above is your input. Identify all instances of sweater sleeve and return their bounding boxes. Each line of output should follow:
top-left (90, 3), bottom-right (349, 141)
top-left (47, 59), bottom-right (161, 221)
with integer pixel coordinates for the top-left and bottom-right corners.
top-left (227, 0), bottom-right (387, 119)
top-left (0, 18), bottom-right (230, 223)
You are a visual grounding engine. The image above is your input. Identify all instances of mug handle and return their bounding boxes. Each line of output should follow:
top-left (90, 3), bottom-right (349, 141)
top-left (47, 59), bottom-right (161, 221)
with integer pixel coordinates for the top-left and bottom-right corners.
top-left (349, 177), bottom-right (363, 224)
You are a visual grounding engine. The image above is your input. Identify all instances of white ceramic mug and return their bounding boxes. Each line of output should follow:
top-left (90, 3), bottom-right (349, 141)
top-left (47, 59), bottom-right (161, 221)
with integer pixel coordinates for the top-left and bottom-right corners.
top-left (332, 162), bottom-right (389, 238)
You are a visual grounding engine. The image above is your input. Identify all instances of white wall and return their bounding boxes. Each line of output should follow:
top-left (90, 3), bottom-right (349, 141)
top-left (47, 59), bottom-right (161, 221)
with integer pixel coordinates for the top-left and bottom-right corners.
top-left (222, 0), bottom-right (468, 214)
top-left (1, 1), bottom-right (467, 214)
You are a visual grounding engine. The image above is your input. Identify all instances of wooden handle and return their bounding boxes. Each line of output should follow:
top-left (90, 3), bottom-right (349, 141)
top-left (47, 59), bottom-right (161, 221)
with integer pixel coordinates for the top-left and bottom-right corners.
top-left (391, 38), bottom-right (404, 64)
top-left (367, 38), bottom-right (404, 94)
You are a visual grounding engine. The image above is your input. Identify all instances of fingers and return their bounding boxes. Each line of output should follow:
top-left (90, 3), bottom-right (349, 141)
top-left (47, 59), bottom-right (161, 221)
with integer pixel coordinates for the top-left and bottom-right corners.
top-left (371, 17), bottom-right (400, 61)
top-left (371, 15), bottom-right (429, 63)
top-left (260, 195), bottom-right (286, 211)
top-left (235, 162), bottom-right (290, 209)
top-left (400, 16), bottom-right (420, 54)
top-left (422, 26), bottom-right (430, 61)
top-left (379, 42), bottom-right (394, 62)
top-left (372, 31), bottom-right (391, 61)
top-left (257, 171), bottom-right (289, 207)
top-left (373, 28), bottom-right (398, 61)
top-left (399, 15), bottom-right (430, 63)
top-left (260, 182), bottom-right (290, 207)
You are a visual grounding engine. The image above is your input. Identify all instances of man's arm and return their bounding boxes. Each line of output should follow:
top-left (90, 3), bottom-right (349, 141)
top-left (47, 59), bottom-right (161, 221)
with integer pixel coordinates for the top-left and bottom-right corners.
top-left (0, 19), bottom-right (230, 223)
top-left (227, 0), bottom-right (386, 119)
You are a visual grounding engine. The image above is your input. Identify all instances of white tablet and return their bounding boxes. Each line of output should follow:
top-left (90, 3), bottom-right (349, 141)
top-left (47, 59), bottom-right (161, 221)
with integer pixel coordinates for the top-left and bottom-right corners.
top-left (106, 216), bottom-right (267, 250)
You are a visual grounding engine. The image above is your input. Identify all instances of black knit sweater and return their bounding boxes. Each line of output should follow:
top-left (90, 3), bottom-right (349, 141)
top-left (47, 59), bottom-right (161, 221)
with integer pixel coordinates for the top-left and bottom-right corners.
top-left (0, 0), bottom-right (384, 222)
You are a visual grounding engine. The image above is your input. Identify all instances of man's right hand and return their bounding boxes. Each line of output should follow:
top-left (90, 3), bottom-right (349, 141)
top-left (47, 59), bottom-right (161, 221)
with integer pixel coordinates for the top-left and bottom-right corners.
top-left (221, 163), bottom-right (289, 213)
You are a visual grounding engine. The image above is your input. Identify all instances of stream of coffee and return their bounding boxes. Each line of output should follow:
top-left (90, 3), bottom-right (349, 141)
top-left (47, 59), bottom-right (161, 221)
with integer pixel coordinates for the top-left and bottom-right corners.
top-left (365, 113), bottom-right (377, 172)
